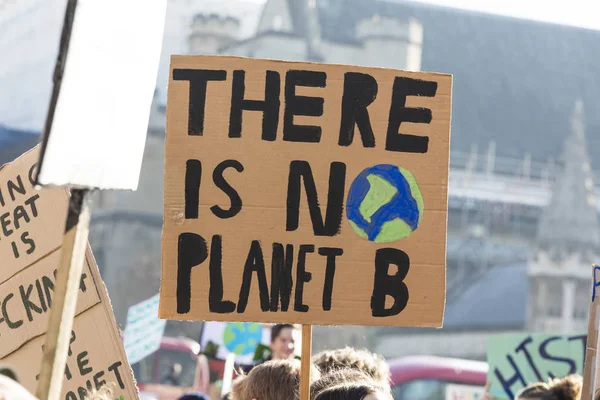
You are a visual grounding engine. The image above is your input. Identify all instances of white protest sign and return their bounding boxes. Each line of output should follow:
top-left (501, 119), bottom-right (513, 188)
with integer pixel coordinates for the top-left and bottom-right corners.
top-left (124, 294), bottom-right (166, 365)
top-left (37, 0), bottom-right (167, 190)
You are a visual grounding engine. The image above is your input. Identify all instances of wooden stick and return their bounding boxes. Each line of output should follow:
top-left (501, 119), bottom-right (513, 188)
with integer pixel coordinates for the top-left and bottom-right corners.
top-left (582, 265), bottom-right (600, 400)
top-left (36, 189), bottom-right (92, 400)
top-left (300, 325), bottom-right (313, 400)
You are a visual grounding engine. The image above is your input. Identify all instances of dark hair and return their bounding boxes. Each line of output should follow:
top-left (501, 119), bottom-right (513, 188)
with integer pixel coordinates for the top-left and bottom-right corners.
top-left (271, 324), bottom-right (295, 342)
top-left (0, 366), bottom-right (18, 382)
top-left (314, 382), bottom-right (387, 400)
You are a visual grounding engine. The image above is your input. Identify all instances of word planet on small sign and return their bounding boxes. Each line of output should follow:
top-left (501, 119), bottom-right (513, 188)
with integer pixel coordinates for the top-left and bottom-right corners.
top-left (160, 55), bottom-right (452, 327)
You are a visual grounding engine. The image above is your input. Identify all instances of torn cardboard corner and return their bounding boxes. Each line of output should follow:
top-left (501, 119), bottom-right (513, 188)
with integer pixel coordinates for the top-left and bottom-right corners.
top-left (0, 146), bottom-right (68, 284)
top-left (161, 55), bottom-right (452, 327)
top-left (0, 148), bottom-right (138, 400)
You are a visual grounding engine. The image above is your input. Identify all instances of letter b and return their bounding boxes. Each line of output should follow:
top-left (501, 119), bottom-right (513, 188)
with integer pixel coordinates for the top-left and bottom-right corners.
top-left (371, 248), bottom-right (409, 317)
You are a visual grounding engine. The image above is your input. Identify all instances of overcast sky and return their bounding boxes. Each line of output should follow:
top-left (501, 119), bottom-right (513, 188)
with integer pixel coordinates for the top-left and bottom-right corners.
top-left (244, 0), bottom-right (600, 31)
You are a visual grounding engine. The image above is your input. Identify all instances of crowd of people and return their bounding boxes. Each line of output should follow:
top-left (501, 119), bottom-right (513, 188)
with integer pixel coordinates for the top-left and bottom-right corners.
top-left (0, 324), bottom-right (587, 399)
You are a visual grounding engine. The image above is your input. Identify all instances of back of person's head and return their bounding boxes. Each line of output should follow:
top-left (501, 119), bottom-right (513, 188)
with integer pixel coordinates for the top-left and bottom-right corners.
top-left (178, 392), bottom-right (211, 400)
top-left (232, 359), bottom-right (319, 400)
top-left (517, 375), bottom-right (582, 400)
top-left (312, 348), bottom-right (390, 388)
top-left (0, 366), bottom-right (18, 383)
top-left (311, 372), bottom-right (392, 400)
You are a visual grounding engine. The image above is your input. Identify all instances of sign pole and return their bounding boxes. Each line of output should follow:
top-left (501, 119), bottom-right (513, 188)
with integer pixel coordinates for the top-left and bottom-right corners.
top-left (36, 189), bottom-right (92, 400)
top-left (582, 265), bottom-right (600, 400)
top-left (300, 324), bottom-right (313, 400)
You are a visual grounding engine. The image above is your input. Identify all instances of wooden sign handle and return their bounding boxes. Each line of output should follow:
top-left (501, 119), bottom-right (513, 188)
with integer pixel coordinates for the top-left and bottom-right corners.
top-left (300, 325), bottom-right (313, 400)
top-left (36, 190), bottom-right (92, 400)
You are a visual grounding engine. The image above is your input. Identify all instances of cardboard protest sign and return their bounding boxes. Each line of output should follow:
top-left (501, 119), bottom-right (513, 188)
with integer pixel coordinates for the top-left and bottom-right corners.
top-left (488, 332), bottom-right (587, 399)
top-left (160, 55), bottom-right (452, 327)
top-left (582, 265), bottom-right (600, 400)
top-left (124, 294), bottom-right (166, 365)
top-left (0, 148), bottom-right (138, 400)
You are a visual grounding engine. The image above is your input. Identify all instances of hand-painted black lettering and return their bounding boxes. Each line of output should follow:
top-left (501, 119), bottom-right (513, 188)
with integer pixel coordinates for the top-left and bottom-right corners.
top-left (78, 386), bottom-right (89, 400)
top-left (185, 160), bottom-right (201, 219)
top-left (237, 240), bottom-right (270, 313)
top-left (539, 336), bottom-right (576, 379)
top-left (13, 206), bottom-right (30, 229)
top-left (93, 370), bottom-right (106, 390)
top-left (172, 69), bottom-right (227, 136)
top-left (339, 72), bottom-right (377, 148)
top-left (229, 70), bottom-right (280, 141)
top-left (494, 356), bottom-right (527, 399)
top-left (1, 212), bottom-right (13, 236)
top-left (211, 160), bottom-right (244, 219)
top-left (318, 247), bottom-right (342, 311)
top-left (208, 235), bottom-right (236, 313)
top-left (35, 279), bottom-right (47, 312)
top-left (286, 161), bottom-right (346, 236)
top-left (42, 275), bottom-right (54, 308)
top-left (2, 293), bottom-right (23, 329)
top-left (25, 194), bottom-right (40, 217)
top-left (21, 232), bottom-right (35, 255)
top-left (69, 330), bottom-right (76, 357)
top-left (28, 164), bottom-right (37, 186)
top-left (79, 272), bottom-right (88, 293)
top-left (283, 70), bottom-right (326, 143)
top-left (515, 336), bottom-right (543, 381)
top-left (66, 392), bottom-right (77, 400)
top-left (7, 176), bottom-right (25, 201)
top-left (386, 77), bottom-right (437, 153)
top-left (77, 351), bottom-right (92, 375)
top-left (270, 243), bottom-right (294, 312)
top-left (11, 242), bottom-right (19, 258)
top-left (108, 361), bottom-right (125, 389)
top-left (294, 245), bottom-right (314, 312)
top-left (371, 248), bottom-right (409, 317)
top-left (177, 233), bottom-right (208, 313)
top-left (20, 284), bottom-right (42, 321)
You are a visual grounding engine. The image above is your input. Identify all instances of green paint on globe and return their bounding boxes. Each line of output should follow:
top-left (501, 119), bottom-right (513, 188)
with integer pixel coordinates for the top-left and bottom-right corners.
top-left (346, 165), bottom-right (424, 243)
top-left (223, 322), bottom-right (263, 356)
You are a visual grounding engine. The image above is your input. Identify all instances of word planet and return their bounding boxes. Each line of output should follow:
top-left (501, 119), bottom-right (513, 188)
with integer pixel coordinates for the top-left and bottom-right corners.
top-left (223, 322), bottom-right (263, 355)
top-left (346, 164), bottom-right (423, 243)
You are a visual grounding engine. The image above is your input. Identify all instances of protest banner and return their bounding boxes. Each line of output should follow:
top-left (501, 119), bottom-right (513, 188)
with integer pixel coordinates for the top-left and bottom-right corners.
top-left (582, 265), bottom-right (600, 400)
top-left (488, 332), bottom-right (587, 399)
top-left (160, 55), bottom-right (452, 327)
top-left (124, 294), bottom-right (166, 365)
top-left (0, 148), bottom-right (138, 400)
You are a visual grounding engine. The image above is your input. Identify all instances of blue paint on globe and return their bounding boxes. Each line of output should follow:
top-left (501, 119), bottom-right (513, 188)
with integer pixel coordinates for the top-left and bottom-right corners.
top-left (223, 322), bottom-right (263, 356)
top-left (346, 164), bottom-right (422, 242)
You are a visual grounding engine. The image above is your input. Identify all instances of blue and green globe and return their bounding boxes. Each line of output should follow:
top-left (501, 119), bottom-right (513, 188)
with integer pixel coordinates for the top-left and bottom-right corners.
top-left (346, 164), bottom-right (424, 243)
top-left (223, 322), bottom-right (263, 355)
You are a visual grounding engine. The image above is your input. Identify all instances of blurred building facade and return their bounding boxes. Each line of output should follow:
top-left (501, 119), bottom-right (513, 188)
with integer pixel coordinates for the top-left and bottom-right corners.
top-left (2, 0), bottom-right (600, 358)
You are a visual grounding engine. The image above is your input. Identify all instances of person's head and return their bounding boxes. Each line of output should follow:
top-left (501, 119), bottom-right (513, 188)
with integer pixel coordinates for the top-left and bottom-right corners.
top-left (311, 370), bottom-right (391, 400)
top-left (516, 375), bottom-right (582, 400)
top-left (270, 324), bottom-right (297, 360)
top-left (178, 393), bottom-right (211, 400)
top-left (312, 348), bottom-right (390, 389)
top-left (231, 359), bottom-right (319, 400)
top-left (0, 366), bottom-right (18, 383)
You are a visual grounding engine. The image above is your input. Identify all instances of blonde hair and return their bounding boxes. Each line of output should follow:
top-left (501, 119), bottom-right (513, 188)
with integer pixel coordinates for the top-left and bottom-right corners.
top-left (232, 359), bottom-right (320, 400)
top-left (517, 374), bottom-right (582, 400)
top-left (84, 384), bottom-right (116, 400)
top-left (312, 348), bottom-right (391, 388)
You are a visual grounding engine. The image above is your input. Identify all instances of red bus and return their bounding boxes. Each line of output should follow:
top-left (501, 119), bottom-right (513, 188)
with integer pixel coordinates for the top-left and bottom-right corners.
top-left (389, 356), bottom-right (488, 400)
